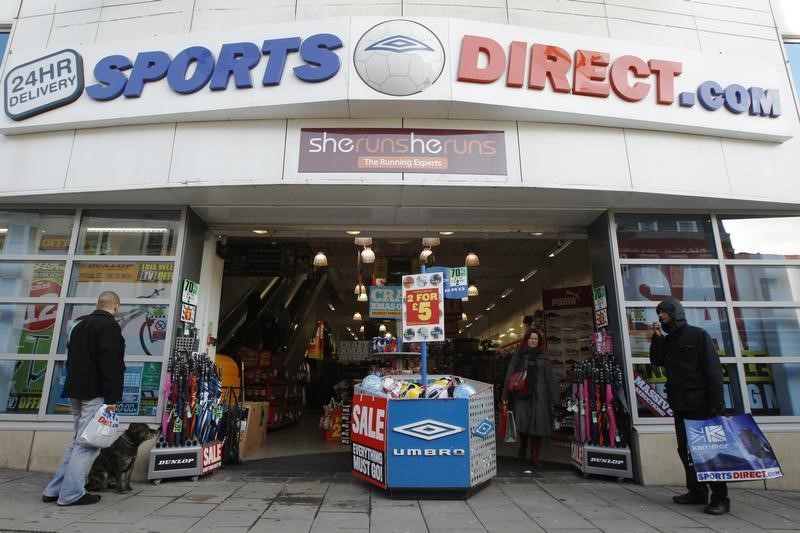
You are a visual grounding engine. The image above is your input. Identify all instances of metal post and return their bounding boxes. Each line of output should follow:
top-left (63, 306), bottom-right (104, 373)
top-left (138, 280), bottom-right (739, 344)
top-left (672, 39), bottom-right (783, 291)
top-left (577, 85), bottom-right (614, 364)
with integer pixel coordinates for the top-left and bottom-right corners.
top-left (420, 264), bottom-right (428, 387)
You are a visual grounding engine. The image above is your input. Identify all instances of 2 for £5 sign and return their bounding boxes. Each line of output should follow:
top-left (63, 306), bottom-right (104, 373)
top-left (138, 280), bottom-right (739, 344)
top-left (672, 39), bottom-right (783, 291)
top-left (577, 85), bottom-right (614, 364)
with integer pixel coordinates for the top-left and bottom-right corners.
top-left (401, 273), bottom-right (445, 343)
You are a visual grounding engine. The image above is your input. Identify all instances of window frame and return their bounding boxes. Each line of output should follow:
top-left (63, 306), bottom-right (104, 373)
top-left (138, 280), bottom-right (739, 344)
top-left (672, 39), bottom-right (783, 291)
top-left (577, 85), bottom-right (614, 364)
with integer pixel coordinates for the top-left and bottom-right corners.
top-left (0, 207), bottom-right (186, 425)
top-left (611, 210), bottom-right (800, 426)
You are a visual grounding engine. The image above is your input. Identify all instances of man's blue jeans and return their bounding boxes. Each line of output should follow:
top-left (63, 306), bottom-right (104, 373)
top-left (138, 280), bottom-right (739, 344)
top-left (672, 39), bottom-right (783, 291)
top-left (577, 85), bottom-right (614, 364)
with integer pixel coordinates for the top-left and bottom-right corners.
top-left (43, 397), bottom-right (103, 505)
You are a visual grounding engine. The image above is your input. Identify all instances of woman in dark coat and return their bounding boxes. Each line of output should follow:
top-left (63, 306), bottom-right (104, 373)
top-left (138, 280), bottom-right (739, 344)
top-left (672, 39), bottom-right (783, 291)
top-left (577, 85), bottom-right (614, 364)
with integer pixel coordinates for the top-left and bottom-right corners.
top-left (502, 329), bottom-right (560, 465)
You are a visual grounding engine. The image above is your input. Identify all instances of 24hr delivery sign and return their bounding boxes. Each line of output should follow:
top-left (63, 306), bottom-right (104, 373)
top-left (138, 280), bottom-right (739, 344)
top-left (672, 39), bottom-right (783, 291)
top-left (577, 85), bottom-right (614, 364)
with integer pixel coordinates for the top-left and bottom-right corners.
top-left (401, 273), bottom-right (445, 343)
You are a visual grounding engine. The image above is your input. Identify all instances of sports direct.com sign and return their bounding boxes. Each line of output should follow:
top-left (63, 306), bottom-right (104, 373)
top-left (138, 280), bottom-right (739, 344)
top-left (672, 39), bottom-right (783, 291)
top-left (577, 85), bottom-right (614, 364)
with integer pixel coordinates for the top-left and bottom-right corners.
top-left (1, 17), bottom-right (794, 141)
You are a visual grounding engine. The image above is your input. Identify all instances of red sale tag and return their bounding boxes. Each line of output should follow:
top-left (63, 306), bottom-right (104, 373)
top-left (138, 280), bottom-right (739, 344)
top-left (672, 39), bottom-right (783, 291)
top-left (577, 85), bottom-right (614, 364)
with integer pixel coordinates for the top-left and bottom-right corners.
top-left (404, 288), bottom-right (442, 326)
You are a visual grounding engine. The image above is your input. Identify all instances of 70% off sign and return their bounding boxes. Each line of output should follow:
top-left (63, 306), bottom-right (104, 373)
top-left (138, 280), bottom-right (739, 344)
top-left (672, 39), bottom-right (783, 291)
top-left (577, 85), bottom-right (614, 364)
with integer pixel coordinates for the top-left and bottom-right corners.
top-left (401, 272), bottom-right (445, 343)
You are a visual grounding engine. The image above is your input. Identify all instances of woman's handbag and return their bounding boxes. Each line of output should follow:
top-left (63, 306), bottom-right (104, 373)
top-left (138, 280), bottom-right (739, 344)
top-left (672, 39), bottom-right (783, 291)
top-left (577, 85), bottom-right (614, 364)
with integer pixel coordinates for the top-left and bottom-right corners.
top-left (77, 404), bottom-right (119, 448)
top-left (507, 370), bottom-right (532, 399)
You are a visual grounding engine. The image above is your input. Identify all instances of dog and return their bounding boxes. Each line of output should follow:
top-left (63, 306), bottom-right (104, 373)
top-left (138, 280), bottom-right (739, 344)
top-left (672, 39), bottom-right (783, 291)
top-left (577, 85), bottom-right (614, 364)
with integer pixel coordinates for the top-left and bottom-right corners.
top-left (86, 423), bottom-right (158, 493)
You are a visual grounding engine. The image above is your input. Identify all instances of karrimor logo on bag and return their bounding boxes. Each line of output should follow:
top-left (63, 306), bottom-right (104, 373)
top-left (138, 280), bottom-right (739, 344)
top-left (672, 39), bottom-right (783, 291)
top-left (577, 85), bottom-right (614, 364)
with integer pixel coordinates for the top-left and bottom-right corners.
top-left (393, 419), bottom-right (463, 441)
top-left (353, 20), bottom-right (446, 96)
top-left (689, 425), bottom-right (728, 451)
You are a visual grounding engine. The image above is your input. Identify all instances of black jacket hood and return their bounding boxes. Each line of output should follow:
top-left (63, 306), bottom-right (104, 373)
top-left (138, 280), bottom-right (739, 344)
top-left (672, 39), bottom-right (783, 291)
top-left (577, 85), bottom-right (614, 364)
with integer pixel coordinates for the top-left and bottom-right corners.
top-left (656, 297), bottom-right (687, 333)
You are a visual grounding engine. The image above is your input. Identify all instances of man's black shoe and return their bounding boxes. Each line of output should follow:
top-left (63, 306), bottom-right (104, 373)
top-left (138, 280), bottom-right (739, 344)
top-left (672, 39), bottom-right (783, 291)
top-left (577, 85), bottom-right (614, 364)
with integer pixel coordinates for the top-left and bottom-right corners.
top-left (704, 496), bottom-right (731, 515)
top-left (41, 495), bottom-right (58, 503)
top-left (672, 491), bottom-right (707, 505)
top-left (58, 493), bottom-right (101, 506)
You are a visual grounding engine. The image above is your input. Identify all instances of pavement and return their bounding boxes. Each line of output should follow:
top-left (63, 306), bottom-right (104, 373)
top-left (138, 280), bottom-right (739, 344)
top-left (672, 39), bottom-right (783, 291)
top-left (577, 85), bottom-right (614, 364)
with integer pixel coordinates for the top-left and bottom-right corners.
top-left (1, 464), bottom-right (799, 533)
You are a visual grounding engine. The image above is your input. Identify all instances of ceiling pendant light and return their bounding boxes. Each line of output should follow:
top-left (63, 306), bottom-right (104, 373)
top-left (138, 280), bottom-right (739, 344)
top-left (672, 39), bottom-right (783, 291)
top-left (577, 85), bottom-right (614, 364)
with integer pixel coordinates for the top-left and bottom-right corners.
top-left (419, 247), bottom-right (433, 261)
top-left (313, 251), bottom-right (328, 267)
top-left (361, 246), bottom-right (375, 263)
top-left (353, 311), bottom-right (362, 321)
top-left (468, 283), bottom-right (479, 297)
top-left (379, 323), bottom-right (387, 333)
top-left (548, 240), bottom-right (573, 258)
top-left (354, 282), bottom-right (366, 295)
top-left (357, 291), bottom-right (368, 302)
top-left (359, 325), bottom-right (365, 333)
top-left (465, 250), bottom-right (480, 267)
top-left (461, 312), bottom-right (468, 321)
top-left (419, 237), bottom-right (439, 263)
top-left (384, 332), bottom-right (392, 339)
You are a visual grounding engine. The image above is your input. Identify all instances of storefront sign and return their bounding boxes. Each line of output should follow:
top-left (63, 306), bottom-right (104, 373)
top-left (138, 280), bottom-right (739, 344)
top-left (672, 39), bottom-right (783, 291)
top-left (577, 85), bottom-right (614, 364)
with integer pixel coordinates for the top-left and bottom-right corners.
top-left (426, 266), bottom-right (468, 300)
top-left (401, 273), bottom-right (445, 343)
top-left (1, 18), bottom-right (792, 142)
top-left (351, 393), bottom-right (387, 488)
top-left (298, 129), bottom-right (507, 175)
top-left (153, 452), bottom-right (198, 471)
top-left (543, 285), bottom-right (593, 310)
top-left (368, 286), bottom-right (402, 319)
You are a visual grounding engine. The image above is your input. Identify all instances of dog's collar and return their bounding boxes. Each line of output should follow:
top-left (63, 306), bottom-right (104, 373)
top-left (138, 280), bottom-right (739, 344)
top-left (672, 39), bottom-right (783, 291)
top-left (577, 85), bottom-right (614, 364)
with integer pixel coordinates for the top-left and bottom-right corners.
top-left (121, 432), bottom-right (135, 446)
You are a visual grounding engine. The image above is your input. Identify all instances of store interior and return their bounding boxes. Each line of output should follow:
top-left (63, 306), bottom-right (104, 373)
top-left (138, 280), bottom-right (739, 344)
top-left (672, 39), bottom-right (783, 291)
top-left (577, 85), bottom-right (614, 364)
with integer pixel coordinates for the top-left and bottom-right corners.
top-left (211, 230), bottom-right (598, 467)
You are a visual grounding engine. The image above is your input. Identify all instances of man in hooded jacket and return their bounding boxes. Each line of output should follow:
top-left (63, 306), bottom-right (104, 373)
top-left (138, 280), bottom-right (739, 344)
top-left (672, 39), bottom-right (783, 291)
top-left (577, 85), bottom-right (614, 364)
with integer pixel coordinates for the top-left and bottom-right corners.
top-left (650, 297), bottom-right (729, 515)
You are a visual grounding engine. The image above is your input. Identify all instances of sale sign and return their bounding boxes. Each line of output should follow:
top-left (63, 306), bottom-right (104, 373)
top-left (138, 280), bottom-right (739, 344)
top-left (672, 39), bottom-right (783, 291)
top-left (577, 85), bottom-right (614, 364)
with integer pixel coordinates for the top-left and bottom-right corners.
top-left (351, 392), bottom-right (388, 488)
top-left (401, 272), bottom-right (445, 343)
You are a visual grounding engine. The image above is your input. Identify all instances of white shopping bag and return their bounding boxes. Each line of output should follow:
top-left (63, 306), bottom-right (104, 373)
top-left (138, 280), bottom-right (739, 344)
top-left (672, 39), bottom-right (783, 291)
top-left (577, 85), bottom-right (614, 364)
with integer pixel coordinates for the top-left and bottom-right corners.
top-left (505, 410), bottom-right (518, 443)
top-left (78, 404), bottom-right (119, 448)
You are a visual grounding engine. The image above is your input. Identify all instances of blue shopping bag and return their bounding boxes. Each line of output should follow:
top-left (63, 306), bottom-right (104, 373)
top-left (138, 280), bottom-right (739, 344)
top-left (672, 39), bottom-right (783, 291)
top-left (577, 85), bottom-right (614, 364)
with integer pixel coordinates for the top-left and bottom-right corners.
top-left (685, 414), bottom-right (783, 483)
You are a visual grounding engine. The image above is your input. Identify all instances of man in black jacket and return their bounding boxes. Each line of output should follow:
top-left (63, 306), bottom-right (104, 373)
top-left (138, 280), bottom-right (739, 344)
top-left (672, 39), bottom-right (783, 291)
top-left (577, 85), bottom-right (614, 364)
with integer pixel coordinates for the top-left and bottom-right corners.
top-left (42, 291), bottom-right (125, 506)
top-left (650, 297), bottom-right (729, 515)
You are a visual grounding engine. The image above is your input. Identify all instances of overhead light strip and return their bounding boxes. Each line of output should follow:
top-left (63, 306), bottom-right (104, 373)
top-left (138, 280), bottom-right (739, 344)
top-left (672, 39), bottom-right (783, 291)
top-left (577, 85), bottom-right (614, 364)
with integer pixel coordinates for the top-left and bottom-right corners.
top-left (86, 227), bottom-right (169, 233)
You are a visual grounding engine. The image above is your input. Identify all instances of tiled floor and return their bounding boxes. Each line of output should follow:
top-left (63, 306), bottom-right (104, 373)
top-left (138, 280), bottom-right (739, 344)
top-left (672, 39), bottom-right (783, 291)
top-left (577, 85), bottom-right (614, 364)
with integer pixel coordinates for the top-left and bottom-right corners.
top-left (2, 466), bottom-right (799, 532)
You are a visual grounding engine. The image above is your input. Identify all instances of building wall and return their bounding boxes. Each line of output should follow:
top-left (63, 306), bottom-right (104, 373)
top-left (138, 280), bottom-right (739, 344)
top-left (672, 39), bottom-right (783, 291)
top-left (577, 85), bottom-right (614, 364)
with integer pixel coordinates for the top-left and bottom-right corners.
top-left (0, 1), bottom-right (797, 207)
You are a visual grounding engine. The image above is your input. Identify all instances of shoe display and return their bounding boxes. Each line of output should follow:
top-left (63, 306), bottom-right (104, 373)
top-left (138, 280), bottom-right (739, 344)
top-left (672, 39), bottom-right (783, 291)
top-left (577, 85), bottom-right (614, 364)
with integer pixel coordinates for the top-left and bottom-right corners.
top-left (58, 493), bottom-right (101, 506)
top-left (704, 496), bottom-right (731, 515)
top-left (672, 491), bottom-right (708, 505)
top-left (41, 495), bottom-right (58, 503)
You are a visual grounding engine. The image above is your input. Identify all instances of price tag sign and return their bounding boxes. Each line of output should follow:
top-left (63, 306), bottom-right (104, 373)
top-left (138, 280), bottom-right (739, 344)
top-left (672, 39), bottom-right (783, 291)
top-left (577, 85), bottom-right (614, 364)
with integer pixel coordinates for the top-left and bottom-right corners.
top-left (401, 272), bottom-right (445, 343)
top-left (182, 279), bottom-right (199, 305)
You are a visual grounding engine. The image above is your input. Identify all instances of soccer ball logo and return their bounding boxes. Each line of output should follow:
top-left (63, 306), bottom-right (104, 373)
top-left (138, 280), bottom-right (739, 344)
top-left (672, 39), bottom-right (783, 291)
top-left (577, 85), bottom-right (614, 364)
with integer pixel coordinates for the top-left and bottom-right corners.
top-left (354, 20), bottom-right (446, 97)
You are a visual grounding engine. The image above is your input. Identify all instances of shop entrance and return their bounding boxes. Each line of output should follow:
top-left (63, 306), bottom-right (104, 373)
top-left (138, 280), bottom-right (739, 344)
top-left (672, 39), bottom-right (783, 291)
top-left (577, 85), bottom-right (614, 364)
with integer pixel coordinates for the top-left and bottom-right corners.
top-left (210, 229), bottom-right (607, 473)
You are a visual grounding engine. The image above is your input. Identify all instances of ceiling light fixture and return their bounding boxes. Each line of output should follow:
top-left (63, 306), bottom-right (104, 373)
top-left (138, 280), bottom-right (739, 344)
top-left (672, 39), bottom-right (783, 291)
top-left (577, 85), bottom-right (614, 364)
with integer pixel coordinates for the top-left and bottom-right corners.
top-left (500, 288), bottom-right (514, 299)
top-left (465, 250), bottom-right (480, 267)
top-left (354, 282), bottom-right (366, 295)
top-left (345, 230), bottom-right (362, 235)
top-left (86, 227), bottom-right (168, 233)
top-left (357, 291), bottom-right (368, 302)
top-left (384, 332), bottom-right (392, 339)
top-left (439, 231), bottom-right (454, 236)
top-left (313, 251), bottom-right (328, 267)
top-left (528, 231), bottom-right (544, 236)
top-left (520, 268), bottom-right (539, 282)
top-left (353, 311), bottom-right (362, 321)
top-left (379, 324), bottom-right (387, 333)
top-left (419, 247), bottom-right (434, 261)
top-left (327, 304), bottom-right (335, 311)
top-left (354, 237), bottom-right (373, 246)
top-left (252, 229), bottom-right (269, 235)
top-left (548, 240), bottom-right (573, 258)
top-left (0, 228), bottom-right (7, 234)
top-left (359, 325), bottom-right (365, 333)
top-left (485, 302), bottom-right (496, 311)
top-left (467, 283), bottom-right (479, 297)
top-left (361, 246), bottom-right (375, 263)
top-left (461, 312), bottom-right (468, 321)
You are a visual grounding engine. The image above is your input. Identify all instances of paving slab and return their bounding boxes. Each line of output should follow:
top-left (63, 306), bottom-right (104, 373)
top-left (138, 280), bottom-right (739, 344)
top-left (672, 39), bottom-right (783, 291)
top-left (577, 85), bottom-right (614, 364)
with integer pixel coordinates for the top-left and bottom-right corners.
top-left (124, 514), bottom-right (201, 532)
top-left (249, 517), bottom-right (314, 533)
top-left (310, 510), bottom-right (369, 530)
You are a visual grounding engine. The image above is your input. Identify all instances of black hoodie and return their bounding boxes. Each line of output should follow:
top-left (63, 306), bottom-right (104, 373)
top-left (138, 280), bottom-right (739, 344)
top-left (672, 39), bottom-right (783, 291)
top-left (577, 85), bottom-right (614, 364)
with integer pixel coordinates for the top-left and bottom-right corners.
top-left (649, 298), bottom-right (724, 413)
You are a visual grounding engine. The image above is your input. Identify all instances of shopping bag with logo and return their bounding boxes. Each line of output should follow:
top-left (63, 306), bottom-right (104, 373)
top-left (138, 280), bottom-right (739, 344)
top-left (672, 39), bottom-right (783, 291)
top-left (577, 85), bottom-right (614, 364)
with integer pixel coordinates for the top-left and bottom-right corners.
top-left (505, 409), bottom-right (518, 444)
top-left (684, 414), bottom-right (783, 483)
top-left (507, 370), bottom-right (532, 399)
top-left (499, 403), bottom-right (508, 440)
top-left (78, 404), bottom-right (119, 448)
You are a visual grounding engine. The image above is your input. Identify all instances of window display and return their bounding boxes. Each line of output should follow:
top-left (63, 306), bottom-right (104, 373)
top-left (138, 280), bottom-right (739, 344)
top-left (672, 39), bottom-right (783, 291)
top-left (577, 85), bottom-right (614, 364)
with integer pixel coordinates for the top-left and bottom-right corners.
top-left (77, 210), bottom-right (180, 256)
top-left (0, 210), bottom-right (74, 256)
top-left (718, 216), bottom-right (800, 260)
top-left (622, 264), bottom-right (723, 302)
top-left (57, 303), bottom-right (169, 356)
top-left (734, 308), bottom-right (800, 357)
top-left (727, 266), bottom-right (800, 302)
top-left (615, 214), bottom-right (716, 259)
top-left (0, 303), bottom-right (60, 354)
top-left (626, 306), bottom-right (733, 357)
top-left (0, 262), bottom-right (65, 298)
top-left (67, 261), bottom-right (173, 298)
top-left (0, 359), bottom-right (47, 414)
